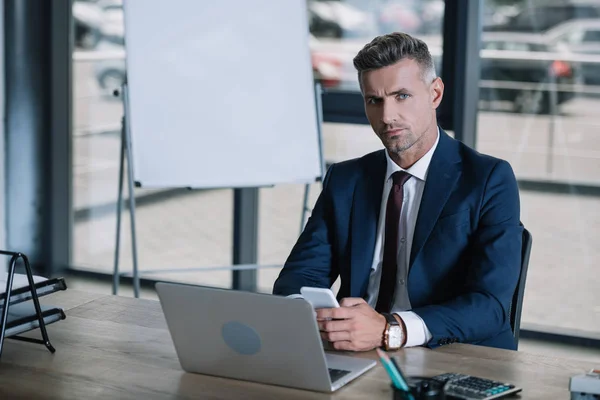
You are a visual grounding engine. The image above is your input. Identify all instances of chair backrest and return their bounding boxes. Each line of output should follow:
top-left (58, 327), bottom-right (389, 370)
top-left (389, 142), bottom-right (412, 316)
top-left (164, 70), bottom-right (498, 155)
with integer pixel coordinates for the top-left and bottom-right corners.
top-left (509, 226), bottom-right (532, 349)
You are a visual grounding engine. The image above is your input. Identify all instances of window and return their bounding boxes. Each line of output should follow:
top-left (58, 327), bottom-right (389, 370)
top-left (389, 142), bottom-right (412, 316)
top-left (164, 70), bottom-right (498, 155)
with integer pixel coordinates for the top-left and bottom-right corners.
top-left (479, 0), bottom-right (600, 338)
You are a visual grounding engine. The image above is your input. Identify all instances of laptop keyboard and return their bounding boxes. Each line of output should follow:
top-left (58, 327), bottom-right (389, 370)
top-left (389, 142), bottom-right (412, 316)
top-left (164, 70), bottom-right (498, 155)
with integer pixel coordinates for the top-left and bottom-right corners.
top-left (328, 368), bottom-right (351, 383)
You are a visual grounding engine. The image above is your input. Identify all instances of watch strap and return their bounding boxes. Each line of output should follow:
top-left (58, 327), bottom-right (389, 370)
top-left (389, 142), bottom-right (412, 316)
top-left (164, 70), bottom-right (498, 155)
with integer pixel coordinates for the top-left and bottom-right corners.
top-left (382, 312), bottom-right (399, 326)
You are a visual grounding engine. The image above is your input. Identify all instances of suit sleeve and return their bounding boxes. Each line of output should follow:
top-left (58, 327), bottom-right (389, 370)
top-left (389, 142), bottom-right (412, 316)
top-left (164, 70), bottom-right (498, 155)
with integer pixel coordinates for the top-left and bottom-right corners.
top-left (413, 160), bottom-right (522, 348)
top-left (272, 164), bottom-right (339, 296)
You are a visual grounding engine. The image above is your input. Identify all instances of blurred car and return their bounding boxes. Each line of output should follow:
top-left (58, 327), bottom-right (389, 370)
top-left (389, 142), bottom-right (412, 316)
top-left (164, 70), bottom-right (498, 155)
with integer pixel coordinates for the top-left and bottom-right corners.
top-left (308, 1), bottom-right (377, 39)
top-left (480, 32), bottom-right (580, 114)
top-left (544, 19), bottom-right (600, 85)
top-left (97, 0), bottom-right (124, 45)
top-left (483, 3), bottom-right (520, 31)
top-left (73, 1), bottom-right (105, 49)
top-left (486, 0), bottom-right (600, 33)
top-left (547, 19), bottom-right (600, 49)
top-left (311, 52), bottom-right (343, 89)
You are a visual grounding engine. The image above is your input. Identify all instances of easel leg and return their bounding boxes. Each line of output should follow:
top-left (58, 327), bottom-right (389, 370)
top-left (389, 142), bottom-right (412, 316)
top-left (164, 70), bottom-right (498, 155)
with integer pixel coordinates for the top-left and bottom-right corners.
top-left (113, 84), bottom-right (141, 298)
top-left (125, 127), bottom-right (140, 299)
top-left (122, 85), bottom-right (140, 298)
top-left (113, 116), bottom-right (126, 295)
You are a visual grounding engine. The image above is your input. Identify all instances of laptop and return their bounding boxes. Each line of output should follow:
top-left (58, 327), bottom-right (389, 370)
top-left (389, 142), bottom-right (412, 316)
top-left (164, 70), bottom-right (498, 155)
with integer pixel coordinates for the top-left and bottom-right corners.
top-left (155, 282), bottom-right (376, 392)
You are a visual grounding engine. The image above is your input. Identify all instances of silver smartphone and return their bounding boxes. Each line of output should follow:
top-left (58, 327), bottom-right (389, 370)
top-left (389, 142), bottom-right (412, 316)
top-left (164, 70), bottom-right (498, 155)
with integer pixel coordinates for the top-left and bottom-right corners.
top-left (300, 287), bottom-right (340, 309)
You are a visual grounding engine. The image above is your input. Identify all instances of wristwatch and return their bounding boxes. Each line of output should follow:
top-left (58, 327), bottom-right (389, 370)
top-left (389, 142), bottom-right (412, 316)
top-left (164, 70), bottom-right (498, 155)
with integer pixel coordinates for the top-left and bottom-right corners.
top-left (382, 313), bottom-right (404, 351)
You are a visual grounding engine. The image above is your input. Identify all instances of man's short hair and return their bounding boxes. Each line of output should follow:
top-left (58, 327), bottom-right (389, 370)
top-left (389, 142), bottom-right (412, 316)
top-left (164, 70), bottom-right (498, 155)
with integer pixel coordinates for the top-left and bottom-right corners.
top-left (353, 32), bottom-right (437, 84)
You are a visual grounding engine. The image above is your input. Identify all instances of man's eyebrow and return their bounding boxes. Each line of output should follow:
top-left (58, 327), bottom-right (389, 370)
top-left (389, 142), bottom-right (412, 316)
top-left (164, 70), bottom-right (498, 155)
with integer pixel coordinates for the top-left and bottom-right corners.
top-left (388, 88), bottom-right (411, 95)
top-left (364, 88), bottom-right (411, 99)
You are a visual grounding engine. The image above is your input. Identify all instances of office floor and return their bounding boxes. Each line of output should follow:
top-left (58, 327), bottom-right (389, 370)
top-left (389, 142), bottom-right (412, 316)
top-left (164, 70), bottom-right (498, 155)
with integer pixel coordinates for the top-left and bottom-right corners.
top-left (63, 273), bottom-right (600, 365)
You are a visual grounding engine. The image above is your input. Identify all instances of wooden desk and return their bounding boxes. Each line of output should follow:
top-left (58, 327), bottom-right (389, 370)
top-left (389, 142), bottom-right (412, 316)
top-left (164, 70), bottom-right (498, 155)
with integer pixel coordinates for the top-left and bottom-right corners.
top-left (0, 290), bottom-right (593, 399)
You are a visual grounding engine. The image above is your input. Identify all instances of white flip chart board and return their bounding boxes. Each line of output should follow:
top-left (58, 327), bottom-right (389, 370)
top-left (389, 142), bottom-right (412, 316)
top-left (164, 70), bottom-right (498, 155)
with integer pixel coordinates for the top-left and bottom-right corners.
top-left (123, 0), bottom-right (322, 188)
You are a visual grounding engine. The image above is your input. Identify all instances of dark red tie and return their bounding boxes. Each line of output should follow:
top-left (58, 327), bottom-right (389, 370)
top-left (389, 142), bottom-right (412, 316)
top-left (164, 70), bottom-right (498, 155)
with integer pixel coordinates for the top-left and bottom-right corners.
top-left (375, 171), bottom-right (412, 313)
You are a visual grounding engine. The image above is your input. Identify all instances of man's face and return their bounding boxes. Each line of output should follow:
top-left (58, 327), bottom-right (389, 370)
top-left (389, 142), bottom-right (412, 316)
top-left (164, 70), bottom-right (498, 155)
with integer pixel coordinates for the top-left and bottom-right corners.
top-left (360, 59), bottom-right (442, 157)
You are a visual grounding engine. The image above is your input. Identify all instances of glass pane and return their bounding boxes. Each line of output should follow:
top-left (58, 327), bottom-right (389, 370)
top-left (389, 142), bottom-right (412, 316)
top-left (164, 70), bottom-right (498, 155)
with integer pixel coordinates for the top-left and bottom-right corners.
top-left (72, 0), bottom-right (232, 290)
top-left (480, 0), bottom-right (600, 336)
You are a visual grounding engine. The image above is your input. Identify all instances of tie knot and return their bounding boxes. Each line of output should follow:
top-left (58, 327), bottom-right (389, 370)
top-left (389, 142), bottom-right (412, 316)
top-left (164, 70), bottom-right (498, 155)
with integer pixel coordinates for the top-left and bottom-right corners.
top-left (392, 171), bottom-right (412, 187)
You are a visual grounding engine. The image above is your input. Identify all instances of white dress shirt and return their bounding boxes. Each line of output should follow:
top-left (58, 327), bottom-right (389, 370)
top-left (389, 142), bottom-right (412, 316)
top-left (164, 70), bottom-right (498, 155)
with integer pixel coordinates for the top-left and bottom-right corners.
top-left (364, 130), bottom-right (440, 347)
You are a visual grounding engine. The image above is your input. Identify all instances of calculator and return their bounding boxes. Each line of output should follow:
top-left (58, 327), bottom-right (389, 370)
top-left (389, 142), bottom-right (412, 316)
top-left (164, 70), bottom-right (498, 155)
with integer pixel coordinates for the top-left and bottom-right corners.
top-left (431, 373), bottom-right (522, 400)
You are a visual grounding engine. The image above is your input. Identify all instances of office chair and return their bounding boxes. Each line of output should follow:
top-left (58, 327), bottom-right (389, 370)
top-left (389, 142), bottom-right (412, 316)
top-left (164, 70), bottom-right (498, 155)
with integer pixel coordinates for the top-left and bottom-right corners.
top-left (509, 226), bottom-right (532, 350)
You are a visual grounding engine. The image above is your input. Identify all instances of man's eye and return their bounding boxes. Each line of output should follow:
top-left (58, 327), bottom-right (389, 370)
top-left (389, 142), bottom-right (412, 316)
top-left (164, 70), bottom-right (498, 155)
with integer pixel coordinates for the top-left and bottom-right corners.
top-left (367, 98), bottom-right (380, 105)
top-left (397, 93), bottom-right (410, 100)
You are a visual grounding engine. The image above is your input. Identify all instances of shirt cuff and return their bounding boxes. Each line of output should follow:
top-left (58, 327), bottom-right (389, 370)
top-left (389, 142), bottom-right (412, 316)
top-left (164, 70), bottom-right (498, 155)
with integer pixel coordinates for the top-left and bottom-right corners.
top-left (394, 311), bottom-right (433, 347)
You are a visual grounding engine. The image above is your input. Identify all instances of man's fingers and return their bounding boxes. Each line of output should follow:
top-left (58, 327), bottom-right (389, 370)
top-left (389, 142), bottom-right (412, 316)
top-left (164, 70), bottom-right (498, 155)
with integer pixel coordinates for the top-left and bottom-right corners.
top-left (316, 306), bottom-right (353, 321)
top-left (320, 331), bottom-right (352, 342)
top-left (339, 297), bottom-right (367, 308)
top-left (331, 341), bottom-right (355, 351)
top-left (318, 319), bottom-right (352, 332)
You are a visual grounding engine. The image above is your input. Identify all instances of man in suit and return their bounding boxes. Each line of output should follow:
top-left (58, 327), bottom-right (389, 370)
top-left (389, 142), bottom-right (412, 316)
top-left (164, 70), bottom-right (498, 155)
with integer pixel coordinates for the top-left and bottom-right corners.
top-left (273, 33), bottom-right (522, 351)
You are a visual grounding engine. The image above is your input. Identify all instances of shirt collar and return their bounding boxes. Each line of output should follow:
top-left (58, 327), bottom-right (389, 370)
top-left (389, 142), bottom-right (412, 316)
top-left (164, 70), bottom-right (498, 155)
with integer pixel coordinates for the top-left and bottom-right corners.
top-left (384, 127), bottom-right (440, 182)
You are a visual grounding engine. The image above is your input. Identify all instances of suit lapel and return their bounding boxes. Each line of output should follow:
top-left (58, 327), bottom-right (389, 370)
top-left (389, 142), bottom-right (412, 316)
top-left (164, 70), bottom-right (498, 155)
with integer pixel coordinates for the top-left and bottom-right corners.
top-left (350, 151), bottom-right (386, 297)
top-left (410, 131), bottom-right (462, 267)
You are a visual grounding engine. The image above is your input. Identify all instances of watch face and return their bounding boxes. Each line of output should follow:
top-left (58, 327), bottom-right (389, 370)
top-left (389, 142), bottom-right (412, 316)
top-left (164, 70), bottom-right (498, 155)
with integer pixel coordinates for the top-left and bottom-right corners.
top-left (388, 325), bottom-right (403, 348)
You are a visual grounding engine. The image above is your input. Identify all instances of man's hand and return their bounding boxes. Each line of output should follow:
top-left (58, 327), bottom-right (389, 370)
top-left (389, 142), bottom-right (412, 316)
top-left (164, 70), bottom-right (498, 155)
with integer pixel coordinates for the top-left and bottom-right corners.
top-left (316, 297), bottom-right (386, 352)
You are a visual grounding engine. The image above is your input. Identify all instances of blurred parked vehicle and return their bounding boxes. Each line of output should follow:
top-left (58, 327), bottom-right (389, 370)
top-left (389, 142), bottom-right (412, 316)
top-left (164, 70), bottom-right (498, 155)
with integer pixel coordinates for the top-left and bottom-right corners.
top-left (74, 1), bottom-right (104, 49)
top-left (97, 0), bottom-right (124, 45)
top-left (483, 3), bottom-right (520, 30)
top-left (486, 1), bottom-right (600, 33)
top-left (545, 19), bottom-right (600, 85)
top-left (308, 1), bottom-right (377, 39)
top-left (480, 32), bottom-right (580, 114)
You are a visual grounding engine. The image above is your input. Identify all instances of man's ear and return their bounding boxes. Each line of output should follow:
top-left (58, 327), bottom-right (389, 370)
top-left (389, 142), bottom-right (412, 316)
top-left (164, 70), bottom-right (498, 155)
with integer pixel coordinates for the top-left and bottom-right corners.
top-left (431, 77), bottom-right (444, 109)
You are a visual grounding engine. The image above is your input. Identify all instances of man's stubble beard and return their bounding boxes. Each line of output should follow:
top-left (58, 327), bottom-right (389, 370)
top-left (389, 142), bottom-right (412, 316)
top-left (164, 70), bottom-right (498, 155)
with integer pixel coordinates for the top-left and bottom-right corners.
top-left (383, 130), bottom-right (419, 157)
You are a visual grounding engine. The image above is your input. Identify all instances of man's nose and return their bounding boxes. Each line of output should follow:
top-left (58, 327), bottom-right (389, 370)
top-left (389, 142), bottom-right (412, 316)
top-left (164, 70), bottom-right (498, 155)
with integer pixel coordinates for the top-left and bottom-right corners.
top-left (381, 101), bottom-right (396, 125)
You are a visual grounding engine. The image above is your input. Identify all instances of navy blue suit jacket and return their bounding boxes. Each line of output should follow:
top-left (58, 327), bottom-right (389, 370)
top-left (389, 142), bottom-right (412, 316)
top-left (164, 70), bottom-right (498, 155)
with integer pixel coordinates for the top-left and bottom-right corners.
top-left (273, 130), bottom-right (522, 350)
